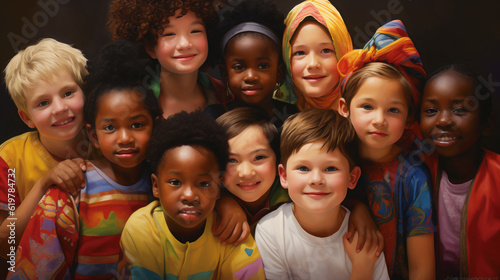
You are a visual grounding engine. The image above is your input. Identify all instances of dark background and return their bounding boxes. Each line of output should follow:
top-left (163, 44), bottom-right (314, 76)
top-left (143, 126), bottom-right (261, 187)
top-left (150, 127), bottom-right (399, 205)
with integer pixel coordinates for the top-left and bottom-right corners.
top-left (1, 0), bottom-right (499, 152)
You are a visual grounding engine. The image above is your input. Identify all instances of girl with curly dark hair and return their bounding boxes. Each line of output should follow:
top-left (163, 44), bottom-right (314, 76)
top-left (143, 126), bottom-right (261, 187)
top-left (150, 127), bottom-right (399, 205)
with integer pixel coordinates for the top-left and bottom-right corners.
top-left (107, 0), bottom-right (230, 119)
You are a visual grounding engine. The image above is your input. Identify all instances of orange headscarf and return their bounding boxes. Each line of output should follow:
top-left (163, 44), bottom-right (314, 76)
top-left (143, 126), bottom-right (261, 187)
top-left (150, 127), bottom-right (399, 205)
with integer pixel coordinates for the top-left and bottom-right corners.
top-left (282, 0), bottom-right (352, 111)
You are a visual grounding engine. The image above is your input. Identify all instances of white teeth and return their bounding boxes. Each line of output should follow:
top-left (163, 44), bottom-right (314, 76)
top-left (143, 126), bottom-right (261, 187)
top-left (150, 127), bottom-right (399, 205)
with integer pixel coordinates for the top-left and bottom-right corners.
top-left (54, 118), bottom-right (72, 126)
top-left (183, 211), bottom-right (198, 214)
top-left (436, 136), bottom-right (457, 141)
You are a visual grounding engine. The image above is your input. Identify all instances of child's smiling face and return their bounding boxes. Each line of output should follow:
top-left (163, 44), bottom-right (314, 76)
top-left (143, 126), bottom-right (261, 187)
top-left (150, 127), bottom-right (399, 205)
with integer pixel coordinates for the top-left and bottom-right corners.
top-left (290, 20), bottom-right (339, 99)
top-left (420, 70), bottom-right (483, 158)
top-left (223, 125), bottom-right (277, 206)
top-left (224, 33), bottom-right (280, 107)
top-left (152, 145), bottom-right (220, 242)
top-left (148, 10), bottom-right (208, 75)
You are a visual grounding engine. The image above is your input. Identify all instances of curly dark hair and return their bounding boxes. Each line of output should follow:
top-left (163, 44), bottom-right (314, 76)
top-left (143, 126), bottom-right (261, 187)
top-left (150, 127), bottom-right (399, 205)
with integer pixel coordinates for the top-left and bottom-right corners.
top-left (148, 110), bottom-right (229, 174)
top-left (107, 0), bottom-right (219, 66)
top-left (215, 0), bottom-right (285, 64)
top-left (84, 39), bottom-right (162, 128)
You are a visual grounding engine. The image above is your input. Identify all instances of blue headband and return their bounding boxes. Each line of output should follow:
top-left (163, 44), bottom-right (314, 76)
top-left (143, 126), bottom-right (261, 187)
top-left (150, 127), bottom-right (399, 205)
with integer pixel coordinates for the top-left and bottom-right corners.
top-left (221, 22), bottom-right (280, 53)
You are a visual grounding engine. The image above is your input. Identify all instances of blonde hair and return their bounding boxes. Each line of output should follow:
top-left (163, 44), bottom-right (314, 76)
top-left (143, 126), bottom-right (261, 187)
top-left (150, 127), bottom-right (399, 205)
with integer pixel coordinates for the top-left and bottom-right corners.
top-left (280, 108), bottom-right (356, 169)
top-left (4, 38), bottom-right (88, 114)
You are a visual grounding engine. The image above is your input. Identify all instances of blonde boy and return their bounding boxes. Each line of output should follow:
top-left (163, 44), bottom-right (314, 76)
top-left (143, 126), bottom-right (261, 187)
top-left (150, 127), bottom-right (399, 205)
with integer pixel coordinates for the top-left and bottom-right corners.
top-left (0, 38), bottom-right (89, 260)
top-left (255, 108), bottom-right (389, 279)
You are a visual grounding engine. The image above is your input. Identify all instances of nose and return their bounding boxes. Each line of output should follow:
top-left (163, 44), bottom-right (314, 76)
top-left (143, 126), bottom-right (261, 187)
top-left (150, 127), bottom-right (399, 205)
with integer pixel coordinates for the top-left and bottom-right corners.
top-left (436, 110), bottom-right (453, 129)
top-left (177, 34), bottom-right (192, 50)
top-left (243, 68), bottom-right (258, 84)
top-left (372, 109), bottom-right (386, 126)
top-left (237, 161), bottom-right (254, 179)
top-left (117, 128), bottom-right (133, 145)
top-left (181, 184), bottom-right (199, 204)
top-left (51, 97), bottom-right (68, 115)
top-left (306, 53), bottom-right (320, 69)
top-left (310, 169), bottom-right (324, 186)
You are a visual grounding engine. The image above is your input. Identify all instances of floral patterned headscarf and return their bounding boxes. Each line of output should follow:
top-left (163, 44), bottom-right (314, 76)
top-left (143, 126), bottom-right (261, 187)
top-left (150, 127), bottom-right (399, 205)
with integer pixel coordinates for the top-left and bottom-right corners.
top-left (282, 0), bottom-right (352, 111)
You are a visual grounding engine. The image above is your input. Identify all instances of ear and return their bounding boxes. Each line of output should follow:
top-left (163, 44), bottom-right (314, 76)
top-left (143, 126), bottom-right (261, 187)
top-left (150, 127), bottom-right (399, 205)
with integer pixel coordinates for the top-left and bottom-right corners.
top-left (85, 123), bottom-right (99, 149)
top-left (278, 164), bottom-right (288, 189)
top-left (481, 113), bottom-right (495, 136)
top-left (145, 43), bottom-right (157, 60)
top-left (338, 98), bottom-right (349, 118)
top-left (347, 166), bottom-right (361, 190)
top-left (18, 110), bottom-right (35, 128)
top-left (151, 173), bottom-right (160, 198)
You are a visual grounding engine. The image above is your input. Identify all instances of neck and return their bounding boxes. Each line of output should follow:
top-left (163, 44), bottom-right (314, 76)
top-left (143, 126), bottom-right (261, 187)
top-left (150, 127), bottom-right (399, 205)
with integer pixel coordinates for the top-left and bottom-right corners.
top-left (440, 145), bottom-right (483, 184)
top-left (92, 157), bottom-right (145, 186)
top-left (167, 215), bottom-right (205, 244)
top-left (158, 70), bottom-right (207, 117)
top-left (40, 130), bottom-right (89, 160)
top-left (293, 203), bottom-right (345, 237)
top-left (359, 143), bottom-right (402, 164)
top-left (241, 188), bottom-right (271, 216)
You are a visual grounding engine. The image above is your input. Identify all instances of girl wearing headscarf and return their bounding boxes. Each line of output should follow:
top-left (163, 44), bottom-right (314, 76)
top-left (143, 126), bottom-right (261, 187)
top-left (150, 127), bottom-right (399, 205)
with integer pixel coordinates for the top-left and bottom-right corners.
top-left (281, 0), bottom-right (352, 111)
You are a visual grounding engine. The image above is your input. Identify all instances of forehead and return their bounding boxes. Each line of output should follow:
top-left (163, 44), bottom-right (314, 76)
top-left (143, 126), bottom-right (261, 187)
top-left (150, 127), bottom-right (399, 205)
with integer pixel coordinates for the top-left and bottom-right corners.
top-left (423, 71), bottom-right (475, 100)
top-left (225, 33), bottom-right (279, 59)
top-left (355, 77), bottom-right (407, 103)
top-left (96, 90), bottom-right (147, 116)
top-left (229, 125), bottom-right (271, 149)
top-left (159, 145), bottom-right (219, 172)
top-left (291, 20), bottom-right (332, 47)
top-left (26, 71), bottom-right (77, 98)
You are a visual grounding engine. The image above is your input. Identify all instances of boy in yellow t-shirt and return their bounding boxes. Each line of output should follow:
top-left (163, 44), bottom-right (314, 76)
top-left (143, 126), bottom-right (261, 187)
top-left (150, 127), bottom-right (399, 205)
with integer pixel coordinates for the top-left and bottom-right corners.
top-left (0, 38), bottom-right (91, 266)
top-left (118, 111), bottom-right (265, 280)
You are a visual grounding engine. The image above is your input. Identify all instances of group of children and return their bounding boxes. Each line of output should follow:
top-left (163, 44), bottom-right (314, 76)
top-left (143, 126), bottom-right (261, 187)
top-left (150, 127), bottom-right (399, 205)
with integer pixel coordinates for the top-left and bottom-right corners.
top-left (0, 0), bottom-right (498, 279)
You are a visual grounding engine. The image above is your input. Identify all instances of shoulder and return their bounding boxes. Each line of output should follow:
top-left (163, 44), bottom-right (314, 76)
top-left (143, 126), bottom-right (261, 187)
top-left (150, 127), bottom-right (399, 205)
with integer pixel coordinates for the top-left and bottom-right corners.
top-left (124, 200), bottom-right (160, 231)
top-left (398, 153), bottom-right (432, 185)
top-left (258, 203), bottom-right (289, 227)
top-left (0, 131), bottom-right (37, 158)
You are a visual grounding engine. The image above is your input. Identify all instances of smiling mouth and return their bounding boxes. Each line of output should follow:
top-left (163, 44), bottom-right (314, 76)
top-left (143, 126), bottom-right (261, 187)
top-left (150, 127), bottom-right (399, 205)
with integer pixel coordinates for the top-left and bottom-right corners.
top-left (174, 54), bottom-right (196, 61)
top-left (52, 117), bottom-right (75, 127)
top-left (115, 150), bottom-right (139, 158)
top-left (304, 75), bottom-right (325, 82)
top-left (304, 192), bottom-right (331, 198)
top-left (237, 181), bottom-right (261, 190)
top-left (241, 88), bottom-right (262, 96)
top-left (434, 136), bottom-right (459, 141)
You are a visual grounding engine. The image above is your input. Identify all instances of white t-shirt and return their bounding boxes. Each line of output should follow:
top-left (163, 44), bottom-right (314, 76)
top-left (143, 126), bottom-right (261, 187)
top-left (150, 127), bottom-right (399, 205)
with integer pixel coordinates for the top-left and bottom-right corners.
top-left (255, 203), bottom-right (389, 280)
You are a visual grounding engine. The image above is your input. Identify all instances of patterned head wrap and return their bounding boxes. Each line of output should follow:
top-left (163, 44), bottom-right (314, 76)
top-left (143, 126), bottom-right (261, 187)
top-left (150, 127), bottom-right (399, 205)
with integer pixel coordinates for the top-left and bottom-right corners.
top-left (282, 0), bottom-right (352, 111)
top-left (338, 20), bottom-right (426, 107)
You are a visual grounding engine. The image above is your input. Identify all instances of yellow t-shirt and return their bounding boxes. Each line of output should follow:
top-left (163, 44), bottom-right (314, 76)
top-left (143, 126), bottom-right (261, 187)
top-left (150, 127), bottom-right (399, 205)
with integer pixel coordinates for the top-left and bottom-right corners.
top-left (118, 200), bottom-right (265, 280)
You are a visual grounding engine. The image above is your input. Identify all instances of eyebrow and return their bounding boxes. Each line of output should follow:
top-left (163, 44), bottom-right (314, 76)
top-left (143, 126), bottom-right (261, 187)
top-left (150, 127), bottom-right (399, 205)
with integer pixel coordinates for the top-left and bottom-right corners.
top-left (422, 98), bottom-right (466, 104)
top-left (98, 114), bottom-right (149, 124)
top-left (229, 148), bottom-right (271, 156)
top-left (164, 20), bottom-right (204, 28)
top-left (292, 42), bottom-right (334, 49)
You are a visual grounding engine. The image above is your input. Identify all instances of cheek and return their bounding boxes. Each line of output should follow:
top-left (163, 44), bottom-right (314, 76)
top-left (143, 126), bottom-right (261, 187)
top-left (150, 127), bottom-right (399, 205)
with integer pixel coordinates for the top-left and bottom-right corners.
top-left (290, 59), bottom-right (303, 78)
top-left (194, 36), bottom-right (208, 56)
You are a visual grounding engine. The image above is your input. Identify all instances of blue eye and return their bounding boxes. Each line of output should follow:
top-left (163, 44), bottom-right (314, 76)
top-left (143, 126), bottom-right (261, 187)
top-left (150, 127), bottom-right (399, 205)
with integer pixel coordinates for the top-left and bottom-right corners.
top-left (389, 108), bottom-right (400, 114)
top-left (362, 105), bottom-right (373, 110)
top-left (325, 166), bottom-right (338, 172)
top-left (293, 51), bottom-right (305, 56)
top-left (297, 166), bottom-right (309, 172)
top-left (64, 91), bottom-right (74, 97)
top-left (37, 101), bottom-right (49, 107)
top-left (321, 48), bottom-right (334, 54)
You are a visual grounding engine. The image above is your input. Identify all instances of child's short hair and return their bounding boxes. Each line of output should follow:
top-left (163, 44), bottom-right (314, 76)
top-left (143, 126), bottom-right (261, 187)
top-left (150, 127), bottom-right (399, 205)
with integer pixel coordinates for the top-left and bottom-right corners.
top-left (148, 110), bottom-right (229, 175)
top-left (425, 64), bottom-right (493, 122)
top-left (341, 62), bottom-right (414, 116)
top-left (280, 108), bottom-right (356, 169)
top-left (217, 0), bottom-right (285, 63)
top-left (83, 40), bottom-right (161, 128)
top-left (4, 38), bottom-right (88, 114)
top-left (216, 106), bottom-right (280, 160)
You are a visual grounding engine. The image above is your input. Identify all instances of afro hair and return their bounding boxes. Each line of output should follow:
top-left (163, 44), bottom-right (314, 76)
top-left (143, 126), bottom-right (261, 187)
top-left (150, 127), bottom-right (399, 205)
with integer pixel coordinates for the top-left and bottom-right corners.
top-left (148, 110), bottom-right (229, 174)
top-left (83, 39), bottom-right (162, 128)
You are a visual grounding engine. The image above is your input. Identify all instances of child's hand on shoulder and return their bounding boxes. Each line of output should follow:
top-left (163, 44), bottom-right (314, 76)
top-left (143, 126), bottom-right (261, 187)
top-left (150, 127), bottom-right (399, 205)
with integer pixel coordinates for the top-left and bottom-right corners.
top-left (212, 194), bottom-right (250, 246)
top-left (343, 231), bottom-right (378, 279)
top-left (41, 158), bottom-right (88, 196)
top-left (347, 202), bottom-right (384, 256)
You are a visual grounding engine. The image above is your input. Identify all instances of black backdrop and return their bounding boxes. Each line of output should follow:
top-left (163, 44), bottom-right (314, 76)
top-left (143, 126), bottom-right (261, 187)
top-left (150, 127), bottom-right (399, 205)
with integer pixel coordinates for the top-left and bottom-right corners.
top-left (1, 0), bottom-right (499, 152)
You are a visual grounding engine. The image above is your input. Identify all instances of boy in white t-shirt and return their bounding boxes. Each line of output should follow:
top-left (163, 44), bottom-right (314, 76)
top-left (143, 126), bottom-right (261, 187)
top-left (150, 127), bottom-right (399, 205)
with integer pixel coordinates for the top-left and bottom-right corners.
top-left (255, 108), bottom-right (389, 280)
